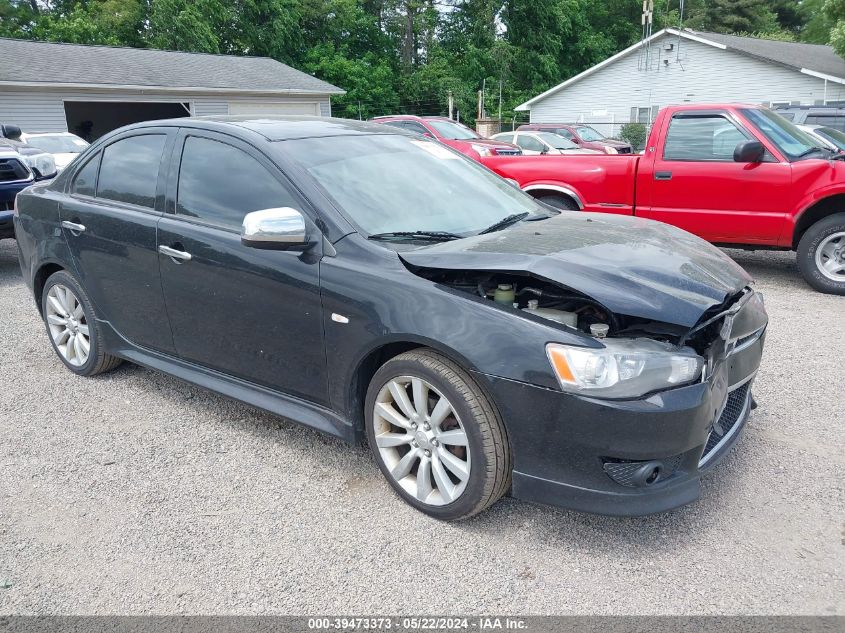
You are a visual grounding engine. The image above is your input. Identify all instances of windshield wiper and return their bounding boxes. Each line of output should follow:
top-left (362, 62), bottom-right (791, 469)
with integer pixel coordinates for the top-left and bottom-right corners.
top-left (477, 212), bottom-right (530, 235)
top-left (795, 146), bottom-right (829, 159)
top-left (368, 230), bottom-right (462, 242)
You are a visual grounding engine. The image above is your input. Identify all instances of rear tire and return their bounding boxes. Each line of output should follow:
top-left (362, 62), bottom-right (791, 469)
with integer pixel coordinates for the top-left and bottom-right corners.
top-left (797, 213), bottom-right (845, 295)
top-left (41, 270), bottom-right (123, 376)
top-left (537, 194), bottom-right (579, 211)
top-left (365, 349), bottom-right (511, 520)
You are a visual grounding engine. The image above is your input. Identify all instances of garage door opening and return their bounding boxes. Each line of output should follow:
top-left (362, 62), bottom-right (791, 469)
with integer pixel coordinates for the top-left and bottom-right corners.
top-left (64, 101), bottom-right (190, 141)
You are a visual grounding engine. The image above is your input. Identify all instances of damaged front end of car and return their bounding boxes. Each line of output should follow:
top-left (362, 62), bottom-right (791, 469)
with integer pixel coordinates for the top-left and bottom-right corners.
top-left (399, 221), bottom-right (768, 514)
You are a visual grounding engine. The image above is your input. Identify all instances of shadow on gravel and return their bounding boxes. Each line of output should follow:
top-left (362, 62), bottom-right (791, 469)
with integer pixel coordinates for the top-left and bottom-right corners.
top-left (0, 238), bottom-right (22, 284)
top-left (722, 249), bottom-right (807, 291)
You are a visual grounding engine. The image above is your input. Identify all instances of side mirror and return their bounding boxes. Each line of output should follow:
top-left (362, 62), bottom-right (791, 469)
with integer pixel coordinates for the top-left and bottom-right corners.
top-left (540, 146), bottom-right (549, 155)
top-left (32, 165), bottom-right (57, 181)
top-left (734, 140), bottom-right (765, 163)
top-left (241, 207), bottom-right (309, 250)
top-left (0, 123), bottom-right (22, 141)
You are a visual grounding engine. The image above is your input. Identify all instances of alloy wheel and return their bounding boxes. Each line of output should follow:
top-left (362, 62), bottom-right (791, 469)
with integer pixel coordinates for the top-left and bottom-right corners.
top-left (46, 284), bottom-right (90, 367)
top-left (373, 376), bottom-right (471, 506)
top-left (815, 231), bottom-right (845, 282)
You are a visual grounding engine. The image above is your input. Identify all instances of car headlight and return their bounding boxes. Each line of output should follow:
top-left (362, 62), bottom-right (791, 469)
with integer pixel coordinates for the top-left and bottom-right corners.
top-left (471, 144), bottom-right (493, 157)
top-left (546, 338), bottom-right (704, 399)
top-left (604, 146), bottom-right (618, 154)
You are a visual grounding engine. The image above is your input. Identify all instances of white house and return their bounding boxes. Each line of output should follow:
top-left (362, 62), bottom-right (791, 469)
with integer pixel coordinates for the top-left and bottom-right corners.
top-left (0, 38), bottom-right (344, 140)
top-left (515, 29), bottom-right (845, 137)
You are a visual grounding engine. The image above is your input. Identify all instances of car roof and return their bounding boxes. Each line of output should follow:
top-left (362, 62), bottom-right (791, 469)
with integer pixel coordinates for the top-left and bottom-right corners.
top-left (104, 115), bottom-right (403, 142)
top-left (22, 131), bottom-right (78, 137)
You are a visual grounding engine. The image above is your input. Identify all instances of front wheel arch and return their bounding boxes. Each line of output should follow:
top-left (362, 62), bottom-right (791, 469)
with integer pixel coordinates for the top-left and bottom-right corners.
top-left (523, 187), bottom-right (583, 211)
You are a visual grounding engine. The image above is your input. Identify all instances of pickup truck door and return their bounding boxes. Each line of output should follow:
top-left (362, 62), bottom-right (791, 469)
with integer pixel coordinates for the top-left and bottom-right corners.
top-left (637, 110), bottom-right (792, 244)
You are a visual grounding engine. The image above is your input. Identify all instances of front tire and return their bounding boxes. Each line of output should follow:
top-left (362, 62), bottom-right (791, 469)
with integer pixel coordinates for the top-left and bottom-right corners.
top-left (365, 349), bottom-right (511, 520)
top-left (41, 270), bottom-right (123, 376)
top-left (797, 213), bottom-right (845, 294)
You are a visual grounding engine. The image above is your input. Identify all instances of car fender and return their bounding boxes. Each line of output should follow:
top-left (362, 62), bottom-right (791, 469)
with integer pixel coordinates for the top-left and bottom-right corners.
top-left (783, 182), bottom-right (845, 247)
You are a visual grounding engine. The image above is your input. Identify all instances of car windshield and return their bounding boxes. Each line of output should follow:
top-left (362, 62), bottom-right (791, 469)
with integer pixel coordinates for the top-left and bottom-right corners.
top-left (426, 120), bottom-right (480, 140)
top-left (575, 126), bottom-right (605, 141)
top-left (815, 126), bottom-right (845, 150)
top-left (741, 108), bottom-right (821, 160)
top-left (24, 135), bottom-right (88, 154)
top-left (286, 134), bottom-right (544, 237)
top-left (535, 132), bottom-right (578, 149)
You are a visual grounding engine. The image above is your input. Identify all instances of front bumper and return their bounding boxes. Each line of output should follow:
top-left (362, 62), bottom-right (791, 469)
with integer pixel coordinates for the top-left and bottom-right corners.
top-left (0, 179), bottom-right (31, 239)
top-left (485, 327), bottom-right (764, 516)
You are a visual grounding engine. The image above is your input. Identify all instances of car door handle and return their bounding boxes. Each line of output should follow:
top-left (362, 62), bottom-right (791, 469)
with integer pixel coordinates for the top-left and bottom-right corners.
top-left (654, 171), bottom-right (673, 181)
top-left (61, 220), bottom-right (86, 233)
top-left (158, 245), bottom-right (192, 262)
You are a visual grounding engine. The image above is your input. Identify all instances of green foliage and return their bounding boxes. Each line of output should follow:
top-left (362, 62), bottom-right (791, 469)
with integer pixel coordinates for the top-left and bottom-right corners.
top-left (0, 0), bottom-right (832, 118)
top-left (620, 123), bottom-right (648, 151)
top-left (685, 0), bottom-right (779, 35)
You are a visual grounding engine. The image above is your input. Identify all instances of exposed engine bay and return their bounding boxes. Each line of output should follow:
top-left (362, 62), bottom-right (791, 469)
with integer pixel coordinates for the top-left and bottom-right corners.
top-left (414, 269), bottom-right (748, 357)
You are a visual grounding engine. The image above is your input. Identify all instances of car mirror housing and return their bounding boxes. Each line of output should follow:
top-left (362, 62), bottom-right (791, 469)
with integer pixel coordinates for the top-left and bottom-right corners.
top-left (733, 140), bottom-right (765, 163)
top-left (241, 207), bottom-right (309, 250)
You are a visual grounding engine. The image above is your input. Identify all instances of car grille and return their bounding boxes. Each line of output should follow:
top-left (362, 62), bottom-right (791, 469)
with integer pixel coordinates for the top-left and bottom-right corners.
top-left (0, 157), bottom-right (30, 182)
top-left (699, 382), bottom-right (751, 466)
top-left (495, 149), bottom-right (522, 156)
top-left (0, 199), bottom-right (13, 211)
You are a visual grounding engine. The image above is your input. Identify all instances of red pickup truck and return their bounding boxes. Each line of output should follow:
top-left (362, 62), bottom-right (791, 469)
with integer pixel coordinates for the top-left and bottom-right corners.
top-left (482, 103), bottom-right (845, 294)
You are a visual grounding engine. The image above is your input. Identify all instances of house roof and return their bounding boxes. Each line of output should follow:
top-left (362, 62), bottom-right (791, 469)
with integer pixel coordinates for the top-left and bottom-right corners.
top-left (0, 37), bottom-right (344, 95)
top-left (516, 29), bottom-right (845, 111)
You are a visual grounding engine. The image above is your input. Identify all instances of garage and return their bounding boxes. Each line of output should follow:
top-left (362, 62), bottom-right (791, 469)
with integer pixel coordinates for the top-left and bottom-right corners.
top-left (228, 101), bottom-right (321, 116)
top-left (64, 101), bottom-right (190, 141)
top-left (0, 38), bottom-right (344, 140)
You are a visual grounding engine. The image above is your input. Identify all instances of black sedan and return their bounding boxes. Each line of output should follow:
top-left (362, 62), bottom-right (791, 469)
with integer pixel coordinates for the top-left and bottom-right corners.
top-left (14, 116), bottom-right (767, 520)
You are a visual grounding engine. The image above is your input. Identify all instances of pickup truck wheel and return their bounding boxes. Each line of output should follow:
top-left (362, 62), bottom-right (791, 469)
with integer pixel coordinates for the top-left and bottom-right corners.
top-left (797, 213), bottom-right (845, 295)
top-left (537, 194), bottom-right (579, 211)
top-left (365, 349), bottom-right (511, 521)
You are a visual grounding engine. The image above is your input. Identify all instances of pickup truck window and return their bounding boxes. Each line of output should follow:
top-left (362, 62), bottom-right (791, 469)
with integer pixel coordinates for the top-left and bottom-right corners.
top-left (741, 108), bottom-right (818, 161)
top-left (663, 115), bottom-right (750, 162)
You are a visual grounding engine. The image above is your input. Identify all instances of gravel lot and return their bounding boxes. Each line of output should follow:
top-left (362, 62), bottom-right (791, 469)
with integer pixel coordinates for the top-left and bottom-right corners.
top-left (0, 237), bottom-right (842, 615)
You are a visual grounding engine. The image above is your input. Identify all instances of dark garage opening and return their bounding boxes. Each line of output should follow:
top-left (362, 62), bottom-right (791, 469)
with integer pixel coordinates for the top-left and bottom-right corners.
top-left (64, 101), bottom-right (190, 141)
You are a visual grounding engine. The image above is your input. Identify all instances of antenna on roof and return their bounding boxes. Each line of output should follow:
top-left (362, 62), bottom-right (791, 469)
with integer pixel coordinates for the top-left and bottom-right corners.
top-left (677, 0), bottom-right (685, 61)
top-left (639, 0), bottom-right (654, 71)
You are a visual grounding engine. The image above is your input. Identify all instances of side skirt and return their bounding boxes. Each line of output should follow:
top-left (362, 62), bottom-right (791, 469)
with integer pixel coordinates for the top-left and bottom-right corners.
top-left (97, 319), bottom-right (356, 444)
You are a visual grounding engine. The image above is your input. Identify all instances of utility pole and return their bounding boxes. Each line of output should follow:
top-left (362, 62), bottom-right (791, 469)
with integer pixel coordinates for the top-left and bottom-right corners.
top-left (448, 91), bottom-right (454, 120)
top-left (498, 79), bottom-right (503, 121)
top-left (477, 90), bottom-right (484, 120)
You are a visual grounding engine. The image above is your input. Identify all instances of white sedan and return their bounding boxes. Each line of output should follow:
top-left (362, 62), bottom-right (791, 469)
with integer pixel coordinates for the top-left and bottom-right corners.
top-left (20, 132), bottom-right (89, 172)
top-left (490, 131), bottom-right (603, 155)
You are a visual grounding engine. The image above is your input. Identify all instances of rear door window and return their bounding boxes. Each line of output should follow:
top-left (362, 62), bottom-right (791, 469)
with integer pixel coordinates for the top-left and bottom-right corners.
top-left (176, 135), bottom-right (299, 229)
top-left (516, 135), bottom-right (544, 152)
top-left (96, 135), bottom-right (166, 208)
top-left (71, 152), bottom-right (100, 197)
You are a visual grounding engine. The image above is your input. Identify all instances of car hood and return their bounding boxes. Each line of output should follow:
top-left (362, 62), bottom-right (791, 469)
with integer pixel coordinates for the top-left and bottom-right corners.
top-left (464, 138), bottom-right (518, 149)
top-left (602, 139), bottom-right (632, 148)
top-left (399, 213), bottom-right (752, 327)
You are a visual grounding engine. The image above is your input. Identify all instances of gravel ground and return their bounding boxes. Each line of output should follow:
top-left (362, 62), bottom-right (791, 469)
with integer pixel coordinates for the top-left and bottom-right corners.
top-left (0, 237), bottom-right (842, 616)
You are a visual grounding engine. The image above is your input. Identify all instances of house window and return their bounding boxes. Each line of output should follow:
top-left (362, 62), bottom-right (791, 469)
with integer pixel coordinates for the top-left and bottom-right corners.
top-left (630, 106), bottom-right (660, 124)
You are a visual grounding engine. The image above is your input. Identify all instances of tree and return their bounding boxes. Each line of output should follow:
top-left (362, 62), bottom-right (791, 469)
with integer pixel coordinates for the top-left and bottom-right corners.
top-left (685, 0), bottom-right (779, 34)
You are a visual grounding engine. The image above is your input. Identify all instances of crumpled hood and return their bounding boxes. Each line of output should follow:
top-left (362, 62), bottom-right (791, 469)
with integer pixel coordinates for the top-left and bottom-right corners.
top-left (399, 213), bottom-right (752, 327)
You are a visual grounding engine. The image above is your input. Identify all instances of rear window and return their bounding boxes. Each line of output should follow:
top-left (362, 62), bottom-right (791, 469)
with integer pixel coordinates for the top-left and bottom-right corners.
top-left (97, 135), bottom-right (166, 208)
top-left (805, 115), bottom-right (845, 130)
